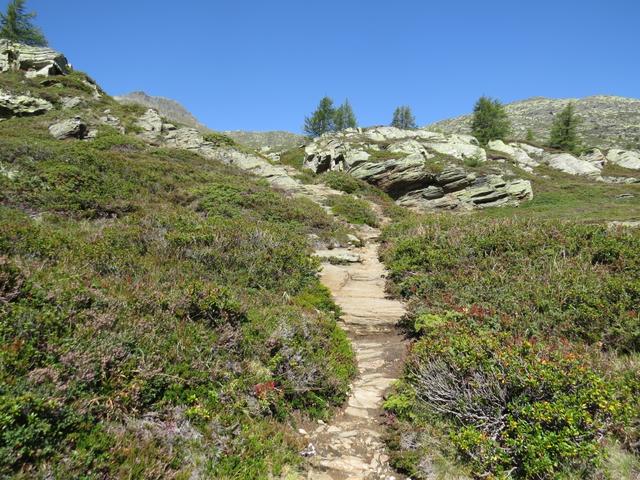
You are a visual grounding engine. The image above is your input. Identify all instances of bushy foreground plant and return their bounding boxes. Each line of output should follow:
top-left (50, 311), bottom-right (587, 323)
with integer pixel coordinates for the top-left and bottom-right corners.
top-left (381, 214), bottom-right (640, 479)
top-left (386, 323), bottom-right (630, 479)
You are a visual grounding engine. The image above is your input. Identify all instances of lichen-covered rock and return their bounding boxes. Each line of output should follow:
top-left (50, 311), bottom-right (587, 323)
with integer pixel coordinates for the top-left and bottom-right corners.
top-left (60, 96), bottom-right (83, 110)
top-left (0, 88), bottom-right (52, 117)
top-left (606, 149), bottom-right (640, 170)
top-left (488, 140), bottom-right (540, 171)
top-left (303, 127), bottom-right (533, 211)
top-left (99, 109), bottom-right (124, 133)
top-left (0, 40), bottom-right (70, 77)
top-left (580, 148), bottom-right (607, 167)
top-left (49, 117), bottom-right (89, 140)
top-left (137, 109), bottom-right (163, 134)
top-left (544, 153), bottom-right (601, 176)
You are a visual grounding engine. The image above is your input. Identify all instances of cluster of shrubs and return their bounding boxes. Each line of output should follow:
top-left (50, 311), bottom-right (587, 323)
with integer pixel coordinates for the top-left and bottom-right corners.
top-left (381, 215), bottom-right (640, 479)
top-left (0, 116), bottom-right (355, 478)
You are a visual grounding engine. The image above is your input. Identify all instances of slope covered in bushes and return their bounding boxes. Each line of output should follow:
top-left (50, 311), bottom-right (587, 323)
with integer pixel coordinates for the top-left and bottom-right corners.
top-left (381, 215), bottom-right (640, 479)
top-left (0, 86), bottom-right (356, 478)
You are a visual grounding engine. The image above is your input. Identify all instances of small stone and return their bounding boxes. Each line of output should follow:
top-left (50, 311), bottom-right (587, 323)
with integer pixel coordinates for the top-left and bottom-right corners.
top-left (300, 443), bottom-right (316, 457)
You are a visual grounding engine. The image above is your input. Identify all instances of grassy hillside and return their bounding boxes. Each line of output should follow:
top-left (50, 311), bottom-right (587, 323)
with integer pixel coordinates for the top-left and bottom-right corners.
top-left (0, 72), bottom-right (356, 478)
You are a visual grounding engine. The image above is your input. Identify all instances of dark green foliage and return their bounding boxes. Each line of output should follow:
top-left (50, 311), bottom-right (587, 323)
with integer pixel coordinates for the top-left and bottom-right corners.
top-left (526, 128), bottom-right (535, 142)
top-left (334, 99), bottom-right (357, 131)
top-left (202, 130), bottom-right (236, 147)
top-left (317, 171), bottom-right (370, 194)
top-left (0, 0), bottom-right (47, 46)
top-left (471, 96), bottom-right (511, 145)
top-left (549, 103), bottom-right (582, 154)
top-left (391, 105), bottom-right (417, 129)
top-left (382, 216), bottom-right (640, 352)
top-left (304, 97), bottom-right (336, 137)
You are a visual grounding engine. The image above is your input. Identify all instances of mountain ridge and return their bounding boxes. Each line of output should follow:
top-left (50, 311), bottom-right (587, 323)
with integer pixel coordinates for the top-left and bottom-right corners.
top-left (428, 94), bottom-right (640, 149)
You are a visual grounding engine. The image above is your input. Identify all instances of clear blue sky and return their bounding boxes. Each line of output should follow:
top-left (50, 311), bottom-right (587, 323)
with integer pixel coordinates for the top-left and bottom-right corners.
top-left (13, 0), bottom-right (640, 132)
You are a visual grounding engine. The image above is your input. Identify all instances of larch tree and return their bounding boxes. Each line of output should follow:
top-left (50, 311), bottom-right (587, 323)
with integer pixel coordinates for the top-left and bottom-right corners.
top-left (548, 103), bottom-right (582, 154)
top-left (0, 0), bottom-right (47, 47)
top-left (304, 97), bottom-right (336, 137)
top-left (391, 106), bottom-right (417, 129)
top-left (334, 99), bottom-right (357, 131)
top-left (471, 96), bottom-right (511, 145)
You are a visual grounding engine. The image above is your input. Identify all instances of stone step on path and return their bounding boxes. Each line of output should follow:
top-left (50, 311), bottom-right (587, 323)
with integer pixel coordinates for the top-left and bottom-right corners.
top-left (305, 229), bottom-right (408, 480)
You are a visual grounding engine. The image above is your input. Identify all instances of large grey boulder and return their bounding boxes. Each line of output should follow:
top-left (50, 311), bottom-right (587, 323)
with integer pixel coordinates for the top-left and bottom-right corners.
top-left (0, 40), bottom-right (70, 77)
top-left (580, 148), bottom-right (607, 168)
top-left (606, 149), bottom-right (640, 170)
top-left (349, 153), bottom-right (435, 197)
top-left (137, 109), bottom-right (163, 134)
top-left (0, 88), bottom-right (52, 118)
top-left (49, 117), bottom-right (89, 140)
top-left (544, 153), bottom-right (601, 176)
top-left (488, 140), bottom-right (541, 171)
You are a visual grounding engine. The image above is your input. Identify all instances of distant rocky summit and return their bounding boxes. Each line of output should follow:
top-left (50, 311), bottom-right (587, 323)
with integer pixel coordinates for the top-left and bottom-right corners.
top-left (115, 91), bottom-right (207, 131)
top-left (222, 130), bottom-right (305, 151)
top-left (430, 95), bottom-right (640, 149)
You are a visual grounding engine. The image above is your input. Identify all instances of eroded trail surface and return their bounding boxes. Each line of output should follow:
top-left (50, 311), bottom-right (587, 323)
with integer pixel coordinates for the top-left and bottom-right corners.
top-left (306, 227), bottom-right (407, 480)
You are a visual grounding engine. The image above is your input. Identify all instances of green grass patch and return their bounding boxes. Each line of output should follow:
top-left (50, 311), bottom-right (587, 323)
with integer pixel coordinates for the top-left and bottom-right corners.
top-left (327, 194), bottom-right (379, 227)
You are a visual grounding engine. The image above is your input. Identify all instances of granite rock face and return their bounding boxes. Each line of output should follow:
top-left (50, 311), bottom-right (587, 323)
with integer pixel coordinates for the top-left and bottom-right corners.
top-left (0, 88), bottom-right (52, 118)
top-left (303, 127), bottom-right (533, 211)
top-left (0, 40), bottom-right (70, 77)
top-left (49, 117), bottom-right (89, 140)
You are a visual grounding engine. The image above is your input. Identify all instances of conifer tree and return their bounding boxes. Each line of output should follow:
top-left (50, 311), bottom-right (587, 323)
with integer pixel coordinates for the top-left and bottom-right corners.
top-left (525, 128), bottom-right (535, 143)
top-left (548, 103), bottom-right (582, 154)
top-left (0, 0), bottom-right (47, 47)
top-left (304, 97), bottom-right (336, 137)
top-left (471, 96), bottom-right (511, 145)
top-left (391, 106), bottom-right (417, 130)
top-left (334, 99), bottom-right (357, 131)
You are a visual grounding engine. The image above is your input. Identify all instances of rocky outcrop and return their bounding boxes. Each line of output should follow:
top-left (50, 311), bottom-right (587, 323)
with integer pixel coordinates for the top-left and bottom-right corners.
top-left (136, 109), bottom-right (163, 138)
top-left (0, 88), bottom-right (52, 117)
top-left (304, 127), bottom-right (532, 211)
top-left (160, 124), bottom-right (301, 191)
top-left (49, 117), bottom-right (89, 140)
top-left (544, 153), bottom-right (601, 176)
top-left (429, 95), bottom-right (640, 149)
top-left (99, 109), bottom-right (125, 133)
top-left (606, 149), bottom-right (640, 170)
top-left (0, 40), bottom-right (70, 77)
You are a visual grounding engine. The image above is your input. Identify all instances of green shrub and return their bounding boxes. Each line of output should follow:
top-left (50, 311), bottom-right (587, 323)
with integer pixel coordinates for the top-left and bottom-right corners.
top-left (388, 324), bottom-right (624, 479)
top-left (382, 216), bottom-right (640, 352)
top-left (318, 171), bottom-right (364, 194)
top-left (327, 194), bottom-right (379, 227)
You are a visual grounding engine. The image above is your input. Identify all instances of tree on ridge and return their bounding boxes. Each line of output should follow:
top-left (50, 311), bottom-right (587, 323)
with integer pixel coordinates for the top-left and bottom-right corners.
top-left (0, 0), bottom-right (47, 47)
